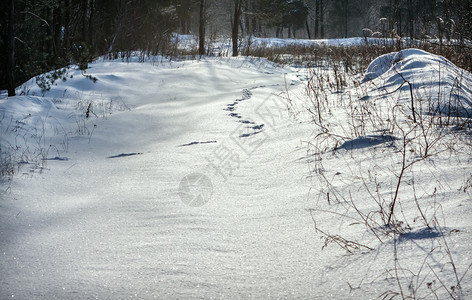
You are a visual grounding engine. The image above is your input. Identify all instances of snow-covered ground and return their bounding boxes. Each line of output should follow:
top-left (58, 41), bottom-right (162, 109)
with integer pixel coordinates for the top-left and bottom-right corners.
top-left (173, 34), bottom-right (469, 54)
top-left (174, 34), bottom-right (371, 49)
top-left (174, 35), bottom-right (381, 58)
top-left (299, 48), bottom-right (472, 299)
top-left (0, 47), bottom-right (471, 299)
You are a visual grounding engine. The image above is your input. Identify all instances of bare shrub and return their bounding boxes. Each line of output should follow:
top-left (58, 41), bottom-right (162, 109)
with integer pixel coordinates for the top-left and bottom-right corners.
top-left (296, 46), bottom-right (472, 298)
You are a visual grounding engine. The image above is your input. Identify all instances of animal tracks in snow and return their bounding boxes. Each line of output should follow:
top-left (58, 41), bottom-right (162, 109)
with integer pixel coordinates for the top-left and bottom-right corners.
top-left (179, 141), bottom-right (217, 147)
top-left (225, 86), bottom-right (268, 138)
top-left (107, 152), bottom-right (143, 159)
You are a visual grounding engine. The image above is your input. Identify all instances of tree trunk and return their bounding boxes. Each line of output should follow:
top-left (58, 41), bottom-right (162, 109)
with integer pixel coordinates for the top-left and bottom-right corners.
top-left (7, 0), bottom-right (15, 96)
top-left (53, 3), bottom-right (63, 58)
top-left (320, 0), bottom-right (325, 38)
top-left (407, 0), bottom-right (413, 40)
top-left (251, 0), bottom-right (257, 36)
top-left (64, 0), bottom-right (71, 53)
top-left (343, 0), bottom-right (348, 38)
top-left (232, 0), bottom-right (242, 56)
top-left (89, 0), bottom-right (95, 49)
top-left (315, 0), bottom-right (320, 38)
top-left (46, 5), bottom-right (55, 63)
top-left (244, 0), bottom-right (250, 36)
top-left (306, 20), bottom-right (311, 39)
top-left (394, 0), bottom-right (402, 36)
top-left (82, 0), bottom-right (89, 43)
top-left (199, 0), bottom-right (205, 55)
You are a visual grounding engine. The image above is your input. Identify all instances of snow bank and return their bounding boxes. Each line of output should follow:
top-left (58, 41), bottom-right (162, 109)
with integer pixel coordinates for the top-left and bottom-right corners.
top-left (0, 95), bottom-right (57, 115)
top-left (362, 48), bottom-right (472, 118)
top-left (363, 49), bottom-right (451, 82)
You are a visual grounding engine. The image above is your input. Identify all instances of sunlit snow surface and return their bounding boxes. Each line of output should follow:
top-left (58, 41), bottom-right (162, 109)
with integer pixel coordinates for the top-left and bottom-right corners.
top-left (363, 48), bottom-right (472, 117)
top-left (1, 49), bottom-right (471, 299)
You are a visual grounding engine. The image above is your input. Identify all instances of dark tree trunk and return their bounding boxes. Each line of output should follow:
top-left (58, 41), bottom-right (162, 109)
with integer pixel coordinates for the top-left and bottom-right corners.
top-left (82, 0), bottom-right (88, 43)
top-left (251, 0), bottom-right (257, 36)
top-left (7, 0), bottom-right (15, 96)
top-left (46, 5), bottom-right (55, 63)
top-left (244, 0), bottom-right (250, 36)
top-left (89, 0), bottom-right (95, 48)
top-left (53, 4), bottom-right (62, 58)
top-left (343, 0), bottom-right (348, 38)
top-left (407, 0), bottom-right (413, 39)
top-left (199, 0), bottom-right (205, 55)
top-left (232, 0), bottom-right (242, 56)
top-left (64, 0), bottom-right (71, 53)
top-left (320, 0), bottom-right (325, 38)
top-left (315, 0), bottom-right (320, 38)
top-left (306, 20), bottom-right (311, 39)
top-left (394, 0), bottom-right (402, 36)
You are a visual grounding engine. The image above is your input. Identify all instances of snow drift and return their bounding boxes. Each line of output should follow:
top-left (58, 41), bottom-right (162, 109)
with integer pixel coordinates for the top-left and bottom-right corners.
top-left (362, 48), bottom-right (472, 118)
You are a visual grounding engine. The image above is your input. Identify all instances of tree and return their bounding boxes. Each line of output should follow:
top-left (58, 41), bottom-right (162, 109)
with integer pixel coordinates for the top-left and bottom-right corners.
top-left (0, 0), bottom-right (180, 92)
top-left (199, 0), bottom-right (206, 55)
top-left (232, 0), bottom-right (243, 56)
top-left (407, 0), bottom-right (413, 40)
top-left (256, 0), bottom-right (309, 38)
top-left (283, 0), bottom-right (309, 38)
top-left (7, 0), bottom-right (15, 96)
top-left (320, 0), bottom-right (325, 38)
top-left (260, 0), bottom-right (286, 38)
top-left (327, 0), bottom-right (350, 38)
top-left (314, 0), bottom-right (321, 38)
top-left (176, 0), bottom-right (193, 34)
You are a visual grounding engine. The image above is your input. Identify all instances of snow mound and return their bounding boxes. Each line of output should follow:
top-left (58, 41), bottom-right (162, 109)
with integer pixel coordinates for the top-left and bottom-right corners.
top-left (362, 48), bottom-right (472, 118)
top-left (0, 96), bottom-right (57, 116)
top-left (361, 52), bottom-right (397, 82)
top-left (362, 49), bottom-right (451, 83)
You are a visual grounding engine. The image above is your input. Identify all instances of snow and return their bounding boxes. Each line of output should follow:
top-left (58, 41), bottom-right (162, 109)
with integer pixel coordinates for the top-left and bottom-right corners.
top-left (301, 48), bottom-right (472, 298)
top-left (1, 47), bottom-right (471, 299)
top-left (336, 134), bottom-right (396, 150)
top-left (362, 48), bottom-right (472, 117)
top-left (247, 36), bottom-right (369, 47)
top-left (173, 34), bottom-right (385, 56)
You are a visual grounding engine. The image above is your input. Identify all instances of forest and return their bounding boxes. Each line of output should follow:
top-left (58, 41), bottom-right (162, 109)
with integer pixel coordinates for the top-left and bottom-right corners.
top-left (1, 0), bottom-right (471, 96)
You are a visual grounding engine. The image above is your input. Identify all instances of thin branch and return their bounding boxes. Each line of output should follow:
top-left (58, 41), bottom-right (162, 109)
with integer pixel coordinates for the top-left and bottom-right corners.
top-left (20, 11), bottom-right (50, 28)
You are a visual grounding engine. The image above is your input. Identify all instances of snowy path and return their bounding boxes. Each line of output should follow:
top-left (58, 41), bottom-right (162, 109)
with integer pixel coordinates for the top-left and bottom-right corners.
top-left (0, 58), bottom-right (343, 298)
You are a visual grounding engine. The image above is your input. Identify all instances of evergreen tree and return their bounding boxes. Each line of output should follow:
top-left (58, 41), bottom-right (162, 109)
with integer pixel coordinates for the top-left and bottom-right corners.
top-left (0, 0), bottom-right (180, 93)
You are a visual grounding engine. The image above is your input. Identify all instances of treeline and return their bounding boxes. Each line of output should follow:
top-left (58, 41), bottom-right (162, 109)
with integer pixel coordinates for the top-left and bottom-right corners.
top-left (1, 0), bottom-right (471, 96)
top-left (1, 0), bottom-right (178, 96)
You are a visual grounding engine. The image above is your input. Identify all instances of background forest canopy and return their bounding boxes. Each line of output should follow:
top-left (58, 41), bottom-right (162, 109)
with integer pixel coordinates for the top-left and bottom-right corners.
top-left (1, 0), bottom-right (471, 96)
